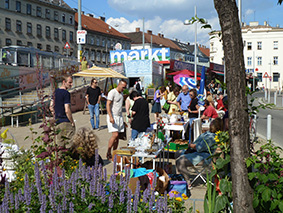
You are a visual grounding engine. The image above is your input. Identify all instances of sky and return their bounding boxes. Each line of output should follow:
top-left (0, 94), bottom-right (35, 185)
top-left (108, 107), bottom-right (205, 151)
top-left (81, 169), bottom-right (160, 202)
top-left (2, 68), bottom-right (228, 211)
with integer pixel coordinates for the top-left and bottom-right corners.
top-left (64, 0), bottom-right (283, 47)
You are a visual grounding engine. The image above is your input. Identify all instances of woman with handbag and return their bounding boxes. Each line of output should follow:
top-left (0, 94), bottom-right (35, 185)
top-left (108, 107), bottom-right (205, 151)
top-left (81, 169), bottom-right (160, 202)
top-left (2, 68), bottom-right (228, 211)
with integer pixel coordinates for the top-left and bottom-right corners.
top-left (167, 87), bottom-right (180, 114)
top-left (151, 86), bottom-right (166, 121)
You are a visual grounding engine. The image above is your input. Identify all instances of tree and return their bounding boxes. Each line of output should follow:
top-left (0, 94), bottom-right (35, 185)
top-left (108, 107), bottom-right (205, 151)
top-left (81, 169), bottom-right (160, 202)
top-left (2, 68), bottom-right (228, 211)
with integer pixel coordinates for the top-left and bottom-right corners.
top-left (213, 0), bottom-right (254, 212)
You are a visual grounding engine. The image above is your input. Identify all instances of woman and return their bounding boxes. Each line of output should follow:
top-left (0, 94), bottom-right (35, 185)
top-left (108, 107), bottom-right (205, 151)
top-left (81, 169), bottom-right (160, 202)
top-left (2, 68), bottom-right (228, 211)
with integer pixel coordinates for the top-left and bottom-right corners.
top-left (167, 87), bottom-right (180, 114)
top-left (176, 118), bottom-right (223, 189)
top-left (187, 88), bottom-right (200, 143)
top-left (125, 87), bottom-right (136, 124)
top-left (151, 86), bottom-right (166, 121)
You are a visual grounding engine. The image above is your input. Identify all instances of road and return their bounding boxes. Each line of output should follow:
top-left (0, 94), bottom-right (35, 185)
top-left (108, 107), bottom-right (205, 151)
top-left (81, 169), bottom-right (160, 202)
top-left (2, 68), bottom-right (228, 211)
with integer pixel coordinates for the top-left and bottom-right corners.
top-left (252, 91), bottom-right (283, 147)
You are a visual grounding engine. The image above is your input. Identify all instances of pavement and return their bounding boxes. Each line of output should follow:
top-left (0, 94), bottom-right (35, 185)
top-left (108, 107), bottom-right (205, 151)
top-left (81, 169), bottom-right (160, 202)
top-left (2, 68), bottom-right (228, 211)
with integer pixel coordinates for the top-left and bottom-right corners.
top-left (4, 105), bottom-right (278, 212)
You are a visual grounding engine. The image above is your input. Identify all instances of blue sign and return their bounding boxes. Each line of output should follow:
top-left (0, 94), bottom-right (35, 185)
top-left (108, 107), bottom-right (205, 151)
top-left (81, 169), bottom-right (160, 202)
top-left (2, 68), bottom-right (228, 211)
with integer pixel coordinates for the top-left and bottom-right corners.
top-left (110, 48), bottom-right (170, 64)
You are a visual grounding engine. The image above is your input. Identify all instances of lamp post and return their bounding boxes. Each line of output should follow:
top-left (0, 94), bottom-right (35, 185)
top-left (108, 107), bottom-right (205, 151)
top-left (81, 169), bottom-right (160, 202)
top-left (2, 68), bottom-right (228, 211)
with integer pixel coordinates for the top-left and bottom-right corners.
top-left (184, 6), bottom-right (197, 83)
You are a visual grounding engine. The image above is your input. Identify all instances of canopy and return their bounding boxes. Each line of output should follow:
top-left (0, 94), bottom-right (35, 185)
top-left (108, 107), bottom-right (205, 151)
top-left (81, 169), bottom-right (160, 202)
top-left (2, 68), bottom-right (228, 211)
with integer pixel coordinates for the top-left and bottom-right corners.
top-left (168, 69), bottom-right (201, 77)
top-left (73, 65), bottom-right (127, 79)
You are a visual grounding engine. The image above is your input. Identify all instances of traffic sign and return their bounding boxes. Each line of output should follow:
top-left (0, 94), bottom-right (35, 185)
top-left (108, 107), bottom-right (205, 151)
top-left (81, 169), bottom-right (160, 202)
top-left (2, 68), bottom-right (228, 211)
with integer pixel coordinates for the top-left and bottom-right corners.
top-left (255, 68), bottom-right (259, 71)
top-left (64, 41), bottom-right (71, 49)
top-left (263, 72), bottom-right (269, 78)
top-left (77, 30), bottom-right (87, 44)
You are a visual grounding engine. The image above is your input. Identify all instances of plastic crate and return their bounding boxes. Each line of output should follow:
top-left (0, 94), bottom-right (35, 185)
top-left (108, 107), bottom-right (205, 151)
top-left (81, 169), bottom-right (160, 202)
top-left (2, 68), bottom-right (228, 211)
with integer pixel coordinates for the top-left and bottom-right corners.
top-left (165, 142), bottom-right (188, 151)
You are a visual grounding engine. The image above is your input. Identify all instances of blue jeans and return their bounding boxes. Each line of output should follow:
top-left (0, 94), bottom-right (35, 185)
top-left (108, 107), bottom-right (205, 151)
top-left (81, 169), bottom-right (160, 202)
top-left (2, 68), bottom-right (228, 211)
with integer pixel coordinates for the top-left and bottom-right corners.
top-left (189, 117), bottom-right (197, 143)
top-left (88, 103), bottom-right (100, 129)
top-left (131, 129), bottom-right (142, 140)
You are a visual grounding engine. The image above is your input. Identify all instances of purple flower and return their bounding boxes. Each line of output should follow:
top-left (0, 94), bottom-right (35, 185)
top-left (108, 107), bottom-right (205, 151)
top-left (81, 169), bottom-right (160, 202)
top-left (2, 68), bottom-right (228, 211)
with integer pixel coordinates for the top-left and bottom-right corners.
top-left (142, 186), bottom-right (150, 204)
top-left (72, 178), bottom-right (76, 194)
top-left (14, 194), bottom-right (19, 210)
top-left (40, 162), bottom-right (48, 186)
top-left (88, 203), bottom-right (94, 210)
top-left (133, 181), bottom-right (140, 212)
top-left (81, 187), bottom-right (85, 200)
top-left (164, 191), bottom-right (168, 212)
top-left (49, 185), bottom-right (56, 210)
top-left (95, 149), bottom-right (99, 169)
top-left (69, 202), bottom-right (74, 213)
top-left (34, 163), bottom-right (43, 202)
top-left (127, 189), bottom-right (132, 213)
top-left (62, 196), bottom-right (67, 211)
top-left (108, 193), bottom-right (114, 210)
top-left (101, 186), bottom-right (106, 204)
top-left (57, 203), bottom-right (62, 213)
top-left (152, 171), bottom-right (157, 189)
top-left (40, 194), bottom-right (47, 213)
top-left (24, 174), bottom-right (31, 205)
top-left (119, 190), bottom-right (125, 204)
top-left (104, 168), bottom-right (107, 182)
top-left (148, 190), bottom-right (155, 210)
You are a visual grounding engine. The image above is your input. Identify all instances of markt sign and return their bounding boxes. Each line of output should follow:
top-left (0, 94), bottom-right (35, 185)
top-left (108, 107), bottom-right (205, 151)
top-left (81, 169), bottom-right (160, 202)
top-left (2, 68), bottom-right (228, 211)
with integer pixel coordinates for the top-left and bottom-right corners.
top-left (110, 48), bottom-right (170, 64)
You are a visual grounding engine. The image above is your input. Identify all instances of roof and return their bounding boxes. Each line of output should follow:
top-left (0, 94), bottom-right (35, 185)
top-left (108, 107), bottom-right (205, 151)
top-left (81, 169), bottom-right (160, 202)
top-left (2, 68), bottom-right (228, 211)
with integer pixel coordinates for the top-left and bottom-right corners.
top-left (75, 13), bottom-right (131, 40)
top-left (123, 31), bottom-right (183, 51)
top-left (198, 46), bottom-right (210, 57)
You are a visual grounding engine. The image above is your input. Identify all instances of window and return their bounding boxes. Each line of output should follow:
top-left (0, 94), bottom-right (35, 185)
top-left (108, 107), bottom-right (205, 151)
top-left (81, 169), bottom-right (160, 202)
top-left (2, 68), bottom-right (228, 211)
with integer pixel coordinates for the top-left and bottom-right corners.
top-left (273, 56), bottom-right (278, 65)
top-left (27, 42), bottom-right (32, 47)
top-left (96, 52), bottom-right (101, 61)
top-left (96, 37), bottom-right (100, 46)
top-left (247, 42), bottom-right (252, 50)
top-left (69, 31), bottom-right (73, 42)
top-left (257, 57), bottom-right (262, 66)
top-left (102, 53), bottom-right (106, 62)
top-left (257, 41), bottom-right (262, 50)
top-left (102, 39), bottom-right (105, 47)
top-left (27, 22), bottom-right (32, 34)
top-left (62, 14), bottom-right (65, 23)
top-left (46, 26), bottom-right (50, 38)
top-left (54, 46), bottom-right (59, 52)
top-left (5, 0), bottom-right (9, 9)
top-left (16, 1), bottom-right (21, 12)
top-left (274, 41), bottom-right (278, 50)
top-left (36, 6), bottom-right (42, 17)
top-left (37, 24), bottom-right (42, 36)
top-left (257, 73), bottom-right (262, 82)
top-left (54, 11), bottom-right (58, 21)
top-left (6, 38), bottom-right (12, 46)
top-left (46, 45), bottom-right (51, 52)
top-left (16, 40), bottom-right (22, 46)
top-left (37, 43), bottom-right (42, 50)
top-left (26, 4), bottom-right (31, 15)
top-left (45, 9), bottom-right (50, 19)
top-left (107, 40), bottom-right (111, 49)
top-left (62, 30), bottom-right (66, 41)
top-left (16, 20), bottom-right (22, 33)
top-left (54, 28), bottom-right (59, 39)
top-left (273, 73), bottom-right (280, 82)
top-left (247, 57), bottom-right (252, 66)
top-left (69, 16), bottom-right (73, 24)
top-left (91, 51), bottom-right (95, 60)
top-left (5, 18), bottom-right (11, 30)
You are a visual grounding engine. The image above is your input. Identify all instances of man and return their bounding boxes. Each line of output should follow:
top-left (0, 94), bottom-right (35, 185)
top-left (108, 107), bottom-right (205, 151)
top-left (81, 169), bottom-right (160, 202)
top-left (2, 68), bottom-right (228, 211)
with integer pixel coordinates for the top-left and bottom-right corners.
top-left (216, 93), bottom-right (226, 111)
top-left (201, 100), bottom-right (218, 120)
top-left (50, 75), bottom-right (75, 148)
top-left (136, 78), bottom-right (143, 96)
top-left (129, 90), bottom-right (150, 139)
top-left (106, 79), bottom-right (127, 160)
top-left (86, 78), bottom-right (101, 130)
top-left (177, 85), bottom-right (191, 112)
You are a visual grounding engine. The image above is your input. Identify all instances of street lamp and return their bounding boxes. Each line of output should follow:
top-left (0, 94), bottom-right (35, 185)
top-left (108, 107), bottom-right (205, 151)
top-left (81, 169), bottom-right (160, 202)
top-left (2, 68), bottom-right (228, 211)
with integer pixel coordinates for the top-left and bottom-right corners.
top-left (184, 6), bottom-right (197, 83)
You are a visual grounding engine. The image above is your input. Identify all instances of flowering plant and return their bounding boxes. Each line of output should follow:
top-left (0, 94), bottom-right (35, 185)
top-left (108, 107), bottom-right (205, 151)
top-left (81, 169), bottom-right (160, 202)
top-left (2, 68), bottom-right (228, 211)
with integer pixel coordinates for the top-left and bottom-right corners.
top-left (0, 155), bottom-right (187, 212)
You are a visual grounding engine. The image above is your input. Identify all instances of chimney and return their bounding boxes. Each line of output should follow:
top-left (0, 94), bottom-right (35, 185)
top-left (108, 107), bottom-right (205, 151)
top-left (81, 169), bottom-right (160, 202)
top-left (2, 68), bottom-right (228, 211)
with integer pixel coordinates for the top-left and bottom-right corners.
top-left (147, 30), bottom-right (152, 35)
top-left (187, 42), bottom-right (190, 45)
top-left (99, 16), bottom-right (105, 22)
top-left (136, 27), bottom-right (140, 32)
top-left (81, 11), bottom-right (84, 15)
top-left (86, 13), bottom-right (94, 18)
top-left (276, 24), bottom-right (280, 28)
top-left (158, 33), bottom-right (161, 37)
top-left (161, 34), bottom-right (164, 38)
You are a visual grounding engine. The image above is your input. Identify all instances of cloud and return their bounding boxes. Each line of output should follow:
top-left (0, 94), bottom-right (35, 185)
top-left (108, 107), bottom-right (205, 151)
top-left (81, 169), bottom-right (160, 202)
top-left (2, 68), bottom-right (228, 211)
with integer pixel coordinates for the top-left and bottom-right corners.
top-left (107, 15), bottom-right (220, 47)
top-left (245, 9), bottom-right (254, 16)
top-left (108, 0), bottom-right (216, 21)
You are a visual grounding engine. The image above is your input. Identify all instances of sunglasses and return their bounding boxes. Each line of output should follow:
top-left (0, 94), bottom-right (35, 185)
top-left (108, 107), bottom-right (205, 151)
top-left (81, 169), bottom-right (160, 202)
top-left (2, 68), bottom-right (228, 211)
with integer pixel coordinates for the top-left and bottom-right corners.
top-left (93, 81), bottom-right (98, 84)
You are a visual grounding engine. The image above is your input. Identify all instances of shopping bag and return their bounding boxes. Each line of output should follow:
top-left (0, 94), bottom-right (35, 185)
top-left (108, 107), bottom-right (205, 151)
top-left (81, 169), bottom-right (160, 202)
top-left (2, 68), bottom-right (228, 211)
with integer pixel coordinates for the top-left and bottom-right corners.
top-left (162, 101), bottom-right (170, 113)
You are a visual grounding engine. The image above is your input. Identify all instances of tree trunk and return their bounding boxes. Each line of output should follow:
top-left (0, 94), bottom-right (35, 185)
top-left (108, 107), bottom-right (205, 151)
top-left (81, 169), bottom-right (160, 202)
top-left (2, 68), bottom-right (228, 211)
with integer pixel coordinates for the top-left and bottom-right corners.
top-left (213, 0), bottom-right (254, 212)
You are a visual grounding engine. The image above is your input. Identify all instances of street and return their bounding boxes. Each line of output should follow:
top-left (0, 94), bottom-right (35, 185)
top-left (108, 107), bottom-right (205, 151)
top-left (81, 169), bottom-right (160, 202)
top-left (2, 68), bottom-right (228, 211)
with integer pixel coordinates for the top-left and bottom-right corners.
top-left (252, 91), bottom-right (283, 147)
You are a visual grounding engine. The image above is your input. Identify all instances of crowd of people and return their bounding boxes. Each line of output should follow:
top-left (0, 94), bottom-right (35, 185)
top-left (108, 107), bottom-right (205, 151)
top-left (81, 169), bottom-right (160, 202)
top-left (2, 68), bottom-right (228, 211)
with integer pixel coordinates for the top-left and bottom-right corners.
top-left (50, 76), bottom-right (228, 189)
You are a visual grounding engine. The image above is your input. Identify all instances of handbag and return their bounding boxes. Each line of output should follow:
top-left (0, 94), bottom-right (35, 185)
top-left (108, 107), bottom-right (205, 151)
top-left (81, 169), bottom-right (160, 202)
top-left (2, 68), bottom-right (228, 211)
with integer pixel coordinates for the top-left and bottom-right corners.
top-left (162, 101), bottom-right (170, 113)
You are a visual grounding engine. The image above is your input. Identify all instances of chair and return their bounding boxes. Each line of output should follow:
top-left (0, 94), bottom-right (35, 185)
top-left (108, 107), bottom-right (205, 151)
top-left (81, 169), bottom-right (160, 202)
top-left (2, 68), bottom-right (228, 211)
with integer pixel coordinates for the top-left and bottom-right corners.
top-left (190, 147), bottom-right (222, 186)
top-left (192, 118), bottom-right (202, 142)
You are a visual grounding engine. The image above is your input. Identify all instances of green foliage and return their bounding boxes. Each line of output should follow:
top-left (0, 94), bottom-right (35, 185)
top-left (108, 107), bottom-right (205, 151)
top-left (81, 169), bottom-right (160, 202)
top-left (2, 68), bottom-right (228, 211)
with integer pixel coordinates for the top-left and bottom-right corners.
top-left (123, 88), bottom-right (129, 95)
top-left (108, 83), bottom-right (118, 92)
top-left (246, 141), bottom-right (283, 212)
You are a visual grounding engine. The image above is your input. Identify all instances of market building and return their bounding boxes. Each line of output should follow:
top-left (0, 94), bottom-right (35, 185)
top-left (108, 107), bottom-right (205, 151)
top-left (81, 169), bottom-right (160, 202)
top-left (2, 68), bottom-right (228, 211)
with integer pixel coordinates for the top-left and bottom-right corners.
top-left (210, 21), bottom-right (283, 90)
top-left (0, 0), bottom-right (76, 56)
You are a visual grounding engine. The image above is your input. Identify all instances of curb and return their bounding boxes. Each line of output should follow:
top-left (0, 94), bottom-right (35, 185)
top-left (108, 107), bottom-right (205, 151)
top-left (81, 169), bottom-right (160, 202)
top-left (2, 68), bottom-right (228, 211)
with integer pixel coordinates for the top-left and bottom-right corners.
top-left (258, 97), bottom-right (283, 110)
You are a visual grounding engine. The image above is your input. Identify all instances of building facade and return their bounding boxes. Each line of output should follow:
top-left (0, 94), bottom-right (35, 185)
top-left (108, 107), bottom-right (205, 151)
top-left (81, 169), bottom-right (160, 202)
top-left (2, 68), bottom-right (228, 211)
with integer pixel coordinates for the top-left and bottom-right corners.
top-left (0, 0), bottom-right (76, 55)
top-left (210, 21), bottom-right (283, 90)
top-left (75, 13), bottom-right (131, 67)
